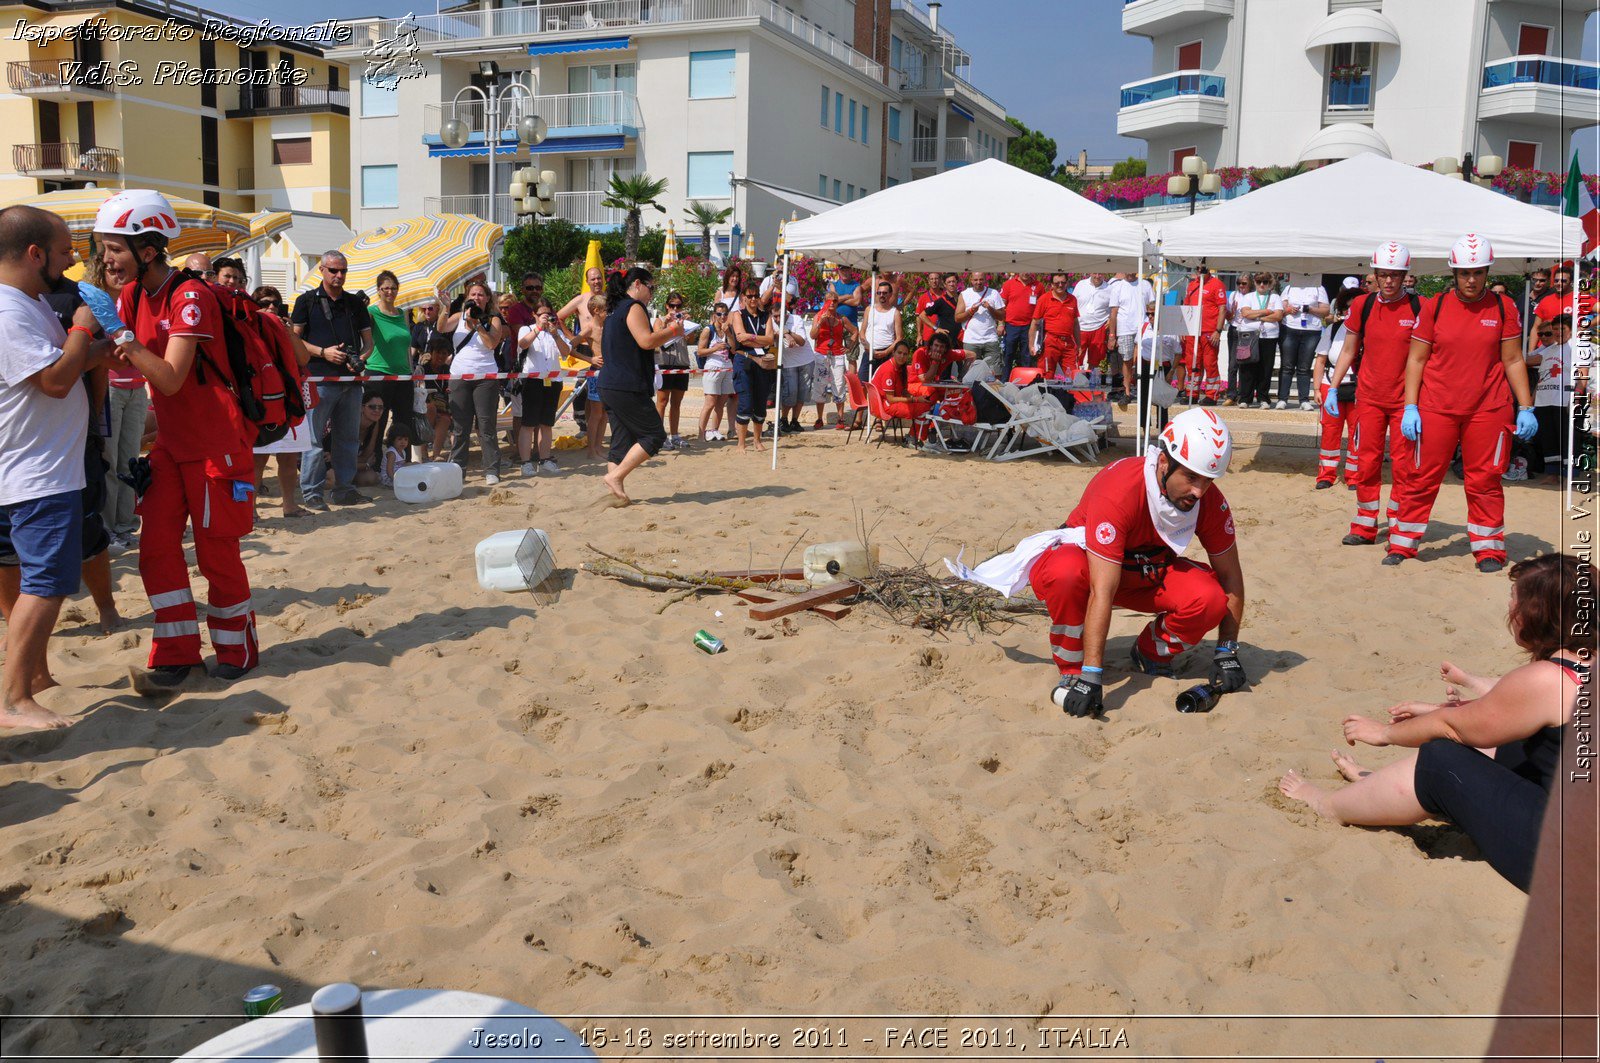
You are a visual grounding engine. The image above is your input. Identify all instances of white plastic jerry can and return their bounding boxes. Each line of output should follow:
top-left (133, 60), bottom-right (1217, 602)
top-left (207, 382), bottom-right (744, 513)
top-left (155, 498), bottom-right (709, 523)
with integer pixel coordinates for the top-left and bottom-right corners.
top-left (476, 529), bottom-right (555, 592)
top-left (802, 541), bottom-right (879, 585)
top-left (393, 462), bottom-right (464, 504)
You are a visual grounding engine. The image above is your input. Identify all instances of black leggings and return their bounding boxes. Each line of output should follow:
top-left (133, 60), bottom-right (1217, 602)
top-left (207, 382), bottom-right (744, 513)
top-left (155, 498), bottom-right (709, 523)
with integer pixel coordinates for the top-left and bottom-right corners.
top-left (1413, 738), bottom-right (1551, 891)
top-left (1236, 336), bottom-right (1277, 405)
top-left (373, 379), bottom-right (416, 448)
top-left (733, 354), bottom-right (775, 425)
top-left (600, 388), bottom-right (666, 463)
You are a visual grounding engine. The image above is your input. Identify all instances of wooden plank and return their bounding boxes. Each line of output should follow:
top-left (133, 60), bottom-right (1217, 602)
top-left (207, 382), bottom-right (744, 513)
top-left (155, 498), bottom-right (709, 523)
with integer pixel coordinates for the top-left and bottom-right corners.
top-left (747, 581), bottom-right (859, 622)
top-left (809, 604), bottom-right (852, 620)
top-left (714, 568), bottom-right (805, 584)
top-left (736, 589), bottom-right (780, 605)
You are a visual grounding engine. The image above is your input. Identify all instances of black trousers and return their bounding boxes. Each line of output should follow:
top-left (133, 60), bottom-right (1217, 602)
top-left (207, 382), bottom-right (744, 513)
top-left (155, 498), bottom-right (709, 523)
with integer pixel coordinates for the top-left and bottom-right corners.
top-left (1414, 737), bottom-right (1552, 892)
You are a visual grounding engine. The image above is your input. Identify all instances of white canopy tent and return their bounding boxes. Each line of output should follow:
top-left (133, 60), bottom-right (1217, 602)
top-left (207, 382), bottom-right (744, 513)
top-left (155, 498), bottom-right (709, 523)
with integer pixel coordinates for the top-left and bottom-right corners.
top-left (1156, 153), bottom-right (1586, 272)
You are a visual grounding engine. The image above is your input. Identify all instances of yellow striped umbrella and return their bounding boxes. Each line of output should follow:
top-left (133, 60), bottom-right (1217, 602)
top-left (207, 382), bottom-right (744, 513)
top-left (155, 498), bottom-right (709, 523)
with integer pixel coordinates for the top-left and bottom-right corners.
top-left (661, 221), bottom-right (678, 268)
top-left (775, 220), bottom-right (786, 258)
top-left (17, 187), bottom-right (250, 259)
top-left (742, 230), bottom-right (756, 261)
top-left (228, 210), bottom-right (294, 255)
top-left (304, 214), bottom-right (504, 310)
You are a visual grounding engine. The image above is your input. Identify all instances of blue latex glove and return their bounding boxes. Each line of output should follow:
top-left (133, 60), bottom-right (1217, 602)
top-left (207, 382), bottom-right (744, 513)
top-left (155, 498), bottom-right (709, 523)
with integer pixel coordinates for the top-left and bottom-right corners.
top-left (1401, 404), bottom-right (1422, 442)
top-left (76, 280), bottom-right (127, 335)
top-left (1322, 389), bottom-right (1340, 417)
top-left (1515, 407), bottom-right (1538, 441)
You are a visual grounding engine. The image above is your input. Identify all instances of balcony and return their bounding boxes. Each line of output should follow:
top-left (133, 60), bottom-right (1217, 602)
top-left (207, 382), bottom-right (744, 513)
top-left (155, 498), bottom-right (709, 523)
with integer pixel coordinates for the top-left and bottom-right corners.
top-left (12, 142), bottom-right (121, 180)
top-left (1117, 70), bottom-right (1227, 137)
top-left (1121, 0), bottom-right (1234, 38)
top-left (6, 59), bottom-right (117, 101)
top-left (424, 191), bottom-right (622, 230)
top-left (423, 92), bottom-right (640, 155)
top-left (893, 65), bottom-right (1007, 121)
top-left (343, 0), bottom-right (881, 83)
top-left (226, 82), bottom-right (350, 119)
top-left (910, 136), bottom-right (975, 168)
top-left (1479, 56), bottom-right (1600, 128)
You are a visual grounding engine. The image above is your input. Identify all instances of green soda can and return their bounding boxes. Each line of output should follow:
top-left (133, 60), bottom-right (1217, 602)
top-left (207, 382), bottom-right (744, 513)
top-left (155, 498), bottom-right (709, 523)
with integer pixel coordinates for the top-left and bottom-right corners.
top-left (693, 630), bottom-right (725, 655)
top-left (243, 984), bottom-right (283, 1019)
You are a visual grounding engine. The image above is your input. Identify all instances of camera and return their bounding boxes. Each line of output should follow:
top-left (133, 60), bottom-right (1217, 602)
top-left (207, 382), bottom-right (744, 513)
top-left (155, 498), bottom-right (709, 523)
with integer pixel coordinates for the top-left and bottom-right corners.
top-left (340, 342), bottom-right (367, 376)
top-left (464, 302), bottom-right (483, 321)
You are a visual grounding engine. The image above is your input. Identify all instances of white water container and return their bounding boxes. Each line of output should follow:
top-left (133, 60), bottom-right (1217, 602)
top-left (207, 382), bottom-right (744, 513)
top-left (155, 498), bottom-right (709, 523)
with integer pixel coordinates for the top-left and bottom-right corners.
top-left (393, 461), bottom-right (463, 504)
top-left (476, 529), bottom-right (555, 592)
top-left (803, 541), bottom-right (879, 586)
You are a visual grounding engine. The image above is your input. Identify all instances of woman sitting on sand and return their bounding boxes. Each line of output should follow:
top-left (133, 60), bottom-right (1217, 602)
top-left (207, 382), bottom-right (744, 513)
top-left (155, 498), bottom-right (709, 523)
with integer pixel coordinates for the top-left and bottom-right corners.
top-left (1279, 552), bottom-right (1591, 891)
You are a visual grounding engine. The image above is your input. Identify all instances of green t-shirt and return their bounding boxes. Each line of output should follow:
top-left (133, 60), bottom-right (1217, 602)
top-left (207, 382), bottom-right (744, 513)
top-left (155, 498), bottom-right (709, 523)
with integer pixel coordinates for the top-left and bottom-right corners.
top-left (367, 305), bottom-right (413, 375)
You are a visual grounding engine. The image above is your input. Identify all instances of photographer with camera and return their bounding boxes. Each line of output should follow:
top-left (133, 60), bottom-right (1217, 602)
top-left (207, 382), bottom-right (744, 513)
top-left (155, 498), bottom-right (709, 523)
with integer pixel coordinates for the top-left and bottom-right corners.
top-left (290, 250), bottom-right (373, 510)
top-left (437, 280), bottom-right (508, 485)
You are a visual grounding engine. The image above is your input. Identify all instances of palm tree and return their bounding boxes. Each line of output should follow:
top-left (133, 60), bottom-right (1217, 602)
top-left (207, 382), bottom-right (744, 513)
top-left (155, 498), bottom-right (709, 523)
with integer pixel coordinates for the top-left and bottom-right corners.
top-left (684, 200), bottom-right (732, 259)
top-left (602, 173), bottom-right (668, 261)
top-left (1251, 163), bottom-right (1309, 188)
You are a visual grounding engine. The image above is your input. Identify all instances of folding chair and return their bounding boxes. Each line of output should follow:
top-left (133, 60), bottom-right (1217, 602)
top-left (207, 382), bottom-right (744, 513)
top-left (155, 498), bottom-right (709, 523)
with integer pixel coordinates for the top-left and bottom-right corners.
top-left (981, 382), bottom-right (1097, 463)
top-left (971, 381), bottom-right (1052, 460)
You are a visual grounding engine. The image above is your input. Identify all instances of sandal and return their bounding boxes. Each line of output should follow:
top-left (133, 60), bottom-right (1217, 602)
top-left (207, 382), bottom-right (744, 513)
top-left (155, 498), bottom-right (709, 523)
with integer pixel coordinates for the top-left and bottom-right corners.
top-left (282, 508), bottom-right (311, 519)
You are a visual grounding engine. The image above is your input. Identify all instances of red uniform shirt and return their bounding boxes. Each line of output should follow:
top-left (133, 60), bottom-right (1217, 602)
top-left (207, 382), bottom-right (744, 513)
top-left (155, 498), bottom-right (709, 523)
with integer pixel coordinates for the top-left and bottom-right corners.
top-left (1184, 275), bottom-right (1227, 333)
top-left (1535, 291), bottom-right (1576, 324)
top-left (812, 316), bottom-right (849, 355)
top-left (1065, 456), bottom-right (1236, 566)
top-left (1412, 291), bottom-right (1521, 416)
top-left (1001, 277), bottom-right (1042, 327)
top-left (1346, 292), bottom-right (1420, 408)
top-left (119, 271), bottom-right (253, 469)
top-left (1032, 290), bottom-right (1080, 337)
top-left (870, 357), bottom-right (909, 398)
top-left (911, 343), bottom-right (956, 384)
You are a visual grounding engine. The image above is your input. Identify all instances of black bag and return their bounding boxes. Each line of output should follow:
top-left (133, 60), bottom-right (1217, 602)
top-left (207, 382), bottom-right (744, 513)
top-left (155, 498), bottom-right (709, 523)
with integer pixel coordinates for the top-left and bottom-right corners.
top-left (1343, 291), bottom-right (1424, 404)
top-left (1233, 330), bottom-right (1259, 365)
top-left (973, 383), bottom-right (1009, 426)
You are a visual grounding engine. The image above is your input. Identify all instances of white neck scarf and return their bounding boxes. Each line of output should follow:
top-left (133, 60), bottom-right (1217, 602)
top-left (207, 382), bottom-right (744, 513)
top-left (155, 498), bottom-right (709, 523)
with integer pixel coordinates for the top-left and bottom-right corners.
top-left (1144, 446), bottom-right (1201, 553)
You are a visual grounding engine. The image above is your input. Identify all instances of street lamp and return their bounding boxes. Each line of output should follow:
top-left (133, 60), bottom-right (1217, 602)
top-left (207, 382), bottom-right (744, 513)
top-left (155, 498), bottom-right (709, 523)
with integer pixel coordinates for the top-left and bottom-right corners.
top-left (439, 73), bottom-right (546, 225)
top-left (1433, 151), bottom-right (1505, 186)
top-left (1167, 154), bottom-right (1221, 215)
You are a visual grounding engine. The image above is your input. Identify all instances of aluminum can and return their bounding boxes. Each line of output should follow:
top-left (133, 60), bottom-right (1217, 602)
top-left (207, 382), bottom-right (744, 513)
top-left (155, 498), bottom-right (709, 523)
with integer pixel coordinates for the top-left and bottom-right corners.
top-left (693, 630), bottom-right (725, 655)
top-left (243, 984), bottom-right (283, 1019)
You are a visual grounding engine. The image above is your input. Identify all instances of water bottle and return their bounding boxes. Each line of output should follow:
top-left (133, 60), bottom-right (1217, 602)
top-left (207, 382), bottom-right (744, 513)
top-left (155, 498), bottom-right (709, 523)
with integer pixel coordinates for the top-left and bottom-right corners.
top-left (1175, 683), bottom-right (1217, 714)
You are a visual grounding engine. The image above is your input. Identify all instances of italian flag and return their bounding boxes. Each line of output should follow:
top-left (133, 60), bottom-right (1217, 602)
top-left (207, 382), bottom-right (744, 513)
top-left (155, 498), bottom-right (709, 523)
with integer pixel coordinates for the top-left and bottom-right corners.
top-left (1563, 151), bottom-right (1600, 258)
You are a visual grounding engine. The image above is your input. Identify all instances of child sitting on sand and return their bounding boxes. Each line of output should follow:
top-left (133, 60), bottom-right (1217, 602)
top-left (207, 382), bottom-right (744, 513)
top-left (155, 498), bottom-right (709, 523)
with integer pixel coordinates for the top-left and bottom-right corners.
top-left (1278, 552), bottom-right (1591, 891)
top-left (381, 423), bottom-right (410, 488)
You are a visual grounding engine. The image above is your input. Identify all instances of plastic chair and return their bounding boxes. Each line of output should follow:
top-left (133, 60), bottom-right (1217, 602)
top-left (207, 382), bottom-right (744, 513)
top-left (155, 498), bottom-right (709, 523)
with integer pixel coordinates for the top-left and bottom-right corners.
top-left (1008, 366), bottom-right (1044, 386)
top-left (842, 369), bottom-right (871, 443)
top-left (865, 383), bottom-right (906, 447)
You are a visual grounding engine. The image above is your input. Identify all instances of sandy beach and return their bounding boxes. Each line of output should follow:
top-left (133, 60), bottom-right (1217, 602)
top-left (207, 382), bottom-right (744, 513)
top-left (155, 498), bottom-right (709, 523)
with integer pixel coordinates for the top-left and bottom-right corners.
top-left (0, 424), bottom-right (1562, 1059)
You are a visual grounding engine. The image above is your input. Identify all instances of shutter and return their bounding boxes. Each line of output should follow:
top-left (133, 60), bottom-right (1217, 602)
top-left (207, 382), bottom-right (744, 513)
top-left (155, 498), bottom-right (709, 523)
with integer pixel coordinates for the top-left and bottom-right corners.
top-left (258, 259), bottom-right (295, 295)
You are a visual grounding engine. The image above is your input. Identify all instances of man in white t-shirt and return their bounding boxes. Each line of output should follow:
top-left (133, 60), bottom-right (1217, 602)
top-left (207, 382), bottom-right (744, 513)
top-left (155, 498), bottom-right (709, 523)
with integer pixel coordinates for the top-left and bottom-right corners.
top-left (0, 206), bottom-right (105, 731)
top-left (1105, 271), bottom-right (1153, 403)
top-left (1071, 274), bottom-right (1113, 377)
top-left (759, 270), bottom-right (800, 311)
top-left (956, 271), bottom-right (1007, 379)
top-left (776, 308), bottom-right (816, 434)
top-left (1524, 314), bottom-right (1575, 481)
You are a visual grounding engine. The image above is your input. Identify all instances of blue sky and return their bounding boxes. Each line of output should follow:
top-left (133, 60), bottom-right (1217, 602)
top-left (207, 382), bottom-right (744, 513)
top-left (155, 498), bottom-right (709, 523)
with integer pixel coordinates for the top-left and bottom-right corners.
top-left (222, 0), bottom-right (1596, 171)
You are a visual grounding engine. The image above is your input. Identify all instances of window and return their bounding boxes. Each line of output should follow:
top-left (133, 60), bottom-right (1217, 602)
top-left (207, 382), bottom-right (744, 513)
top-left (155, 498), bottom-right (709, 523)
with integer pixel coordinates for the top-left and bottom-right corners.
top-left (861, 103), bottom-right (869, 145)
top-left (361, 164), bottom-right (398, 207)
top-left (820, 84), bottom-right (829, 126)
top-left (687, 151), bottom-right (733, 198)
top-left (361, 75), bottom-right (399, 117)
top-left (848, 99), bottom-right (857, 139)
top-left (198, 38), bottom-right (216, 108)
top-left (273, 136), bottom-right (311, 165)
top-left (846, 183), bottom-right (855, 199)
top-left (1326, 42), bottom-right (1375, 109)
top-left (834, 91), bottom-right (842, 132)
top-left (1507, 140), bottom-right (1539, 169)
top-left (568, 155), bottom-right (635, 192)
top-left (890, 34), bottom-right (902, 72)
top-left (888, 106), bottom-right (901, 142)
top-left (689, 49), bottom-right (735, 98)
top-left (887, 177), bottom-right (899, 187)
top-left (569, 62), bottom-right (637, 97)
top-left (819, 174), bottom-right (828, 197)
top-left (832, 178), bottom-right (841, 200)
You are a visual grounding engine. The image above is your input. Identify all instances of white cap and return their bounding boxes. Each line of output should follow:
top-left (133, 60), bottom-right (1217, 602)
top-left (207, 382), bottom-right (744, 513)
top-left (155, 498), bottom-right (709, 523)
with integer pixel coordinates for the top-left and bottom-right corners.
top-left (1342, 277), bottom-right (1361, 290)
top-left (1371, 240), bottom-right (1412, 270)
top-left (1159, 407), bottom-right (1233, 479)
top-left (1448, 233), bottom-right (1495, 270)
top-left (93, 189), bottom-right (181, 242)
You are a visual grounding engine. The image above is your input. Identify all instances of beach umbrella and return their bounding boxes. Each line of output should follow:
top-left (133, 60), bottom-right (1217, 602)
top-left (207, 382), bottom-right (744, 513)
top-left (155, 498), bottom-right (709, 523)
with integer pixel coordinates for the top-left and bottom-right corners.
top-left (742, 230), bottom-right (756, 260)
top-left (775, 220), bottom-right (786, 258)
top-left (582, 239), bottom-right (604, 291)
top-left (228, 210), bottom-right (294, 255)
top-left (19, 187), bottom-right (250, 259)
top-left (303, 214), bottom-right (503, 310)
top-left (661, 221), bottom-right (678, 268)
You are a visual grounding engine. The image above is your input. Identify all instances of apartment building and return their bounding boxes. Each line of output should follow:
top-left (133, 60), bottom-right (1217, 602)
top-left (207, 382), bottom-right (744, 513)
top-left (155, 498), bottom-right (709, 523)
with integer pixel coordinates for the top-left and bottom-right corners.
top-left (1, 0), bottom-right (350, 216)
top-left (330, 0), bottom-right (1011, 255)
top-left (1117, 0), bottom-right (1596, 175)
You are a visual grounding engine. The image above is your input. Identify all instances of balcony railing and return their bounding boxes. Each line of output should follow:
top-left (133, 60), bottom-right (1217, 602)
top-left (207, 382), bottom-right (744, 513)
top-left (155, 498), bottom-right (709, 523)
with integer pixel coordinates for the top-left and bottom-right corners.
top-left (1326, 72), bottom-right (1372, 109)
top-left (909, 137), bottom-right (976, 166)
top-left (6, 59), bottom-right (116, 95)
top-left (424, 191), bottom-right (622, 228)
top-left (12, 142), bottom-right (121, 176)
top-left (1120, 70), bottom-right (1226, 108)
top-left (425, 91), bottom-right (642, 139)
top-left (1482, 55), bottom-right (1600, 91)
top-left (893, 65), bottom-right (1006, 117)
top-left (230, 82), bottom-right (351, 116)
top-left (345, 0), bottom-right (881, 81)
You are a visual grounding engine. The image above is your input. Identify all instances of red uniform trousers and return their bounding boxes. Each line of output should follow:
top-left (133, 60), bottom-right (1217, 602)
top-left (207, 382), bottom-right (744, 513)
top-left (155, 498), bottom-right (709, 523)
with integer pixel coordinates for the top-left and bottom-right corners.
top-left (137, 448), bottom-right (260, 669)
top-left (1315, 384), bottom-right (1358, 486)
top-left (1080, 324), bottom-right (1109, 372)
top-left (1181, 334), bottom-right (1222, 399)
top-left (1028, 544), bottom-right (1229, 676)
top-left (1346, 400), bottom-right (1413, 543)
top-left (884, 399), bottom-right (932, 442)
top-left (1039, 333), bottom-right (1078, 378)
top-left (1387, 404), bottom-right (1512, 564)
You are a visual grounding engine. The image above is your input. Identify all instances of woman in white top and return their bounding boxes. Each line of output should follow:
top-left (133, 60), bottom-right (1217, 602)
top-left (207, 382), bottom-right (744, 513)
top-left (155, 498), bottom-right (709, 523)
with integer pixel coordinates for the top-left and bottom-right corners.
top-left (697, 301), bottom-right (736, 441)
top-left (515, 299), bottom-right (571, 477)
top-left (1233, 273), bottom-right (1283, 409)
top-left (1276, 273), bottom-right (1329, 410)
top-left (437, 279), bottom-right (508, 484)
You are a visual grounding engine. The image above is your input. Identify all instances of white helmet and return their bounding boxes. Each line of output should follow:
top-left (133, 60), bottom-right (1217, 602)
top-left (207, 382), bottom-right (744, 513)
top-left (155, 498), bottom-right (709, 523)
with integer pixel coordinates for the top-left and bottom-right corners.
top-left (1159, 407), bottom-right (1233, 479)
top-left (93, 189), bottom-right (181, 242)
top-left (1371, 240), bottom-right (1411, 270)
top-left (1448, 233), bottom-right (1495, 270)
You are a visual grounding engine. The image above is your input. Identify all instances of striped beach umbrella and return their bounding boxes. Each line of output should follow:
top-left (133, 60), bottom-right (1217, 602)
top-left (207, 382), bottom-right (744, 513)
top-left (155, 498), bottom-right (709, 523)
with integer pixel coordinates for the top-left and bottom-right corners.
top-left (775, 220), bottom-right (786, 258)
top-left (661, 221), bottom-right (678, 268)
top-left (19, 187), bottom-right (250, 259)
top-left (304, 214), bottom-right (504, 310)
top-left (742, 229), bottom-right (756, 261)
top-left (228, 210), bottom-right (294, 255)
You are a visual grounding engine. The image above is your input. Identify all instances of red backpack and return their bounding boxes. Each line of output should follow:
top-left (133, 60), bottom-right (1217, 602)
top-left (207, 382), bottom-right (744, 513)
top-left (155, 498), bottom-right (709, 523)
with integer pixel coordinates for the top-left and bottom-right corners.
top-left (130, 270), bottom-right (310, 447)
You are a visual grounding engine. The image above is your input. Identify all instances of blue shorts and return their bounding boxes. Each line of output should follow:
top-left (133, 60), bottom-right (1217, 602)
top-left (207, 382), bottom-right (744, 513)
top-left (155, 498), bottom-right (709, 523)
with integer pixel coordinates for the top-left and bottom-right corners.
top-left (0, 490), bottom-right (83, 598)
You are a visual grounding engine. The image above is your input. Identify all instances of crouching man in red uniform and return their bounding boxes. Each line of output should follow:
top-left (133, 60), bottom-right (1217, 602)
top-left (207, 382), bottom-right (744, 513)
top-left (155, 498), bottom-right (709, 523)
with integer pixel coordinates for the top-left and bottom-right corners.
top-left (1030, 408), bottom-right (1248, 717)
top-left (96, 190), bottom-right (260, 696)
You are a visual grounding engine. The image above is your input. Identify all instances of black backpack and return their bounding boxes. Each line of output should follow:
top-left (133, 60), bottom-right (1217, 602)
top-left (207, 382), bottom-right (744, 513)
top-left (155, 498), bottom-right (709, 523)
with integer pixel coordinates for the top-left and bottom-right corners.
top-left (1341, 291), bottom-right (1423, 404)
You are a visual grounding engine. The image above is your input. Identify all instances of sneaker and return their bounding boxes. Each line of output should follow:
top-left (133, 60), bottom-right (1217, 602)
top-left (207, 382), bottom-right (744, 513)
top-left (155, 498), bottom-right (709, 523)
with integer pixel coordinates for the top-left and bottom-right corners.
top-left (130, 664), bottom-right (203, 699)
top-left (211, 662), bottom-right (255, 681)
top-left (1476, 557), bottom-right (1505, 574)
top-left (1382, 552), bottom-right (1405, 567)
top-left (303, 494), bottom-right (329, 513)
top-left (1299, 401), bottom-right (1316, 412)
top-left (107, 533), bottom-right (132, 557)
top-left (1341, 533), bottom-right (1374, 546)
top-left (1315, 480), bottom-right (1333, 490)
top-left (1129, 642), bottom-right (1176, 679)
top-left (484, 473), bottom-right (501, 486)
top-left (331, 488), bottom-right (369, 506)
top-left (521, 461), bottom-right (536, 477)
top-left (1199, 397), bottom-right (1217, 407)
top-left (539, 459), bottom-right (560, 474)
top-left (1257, 401), bottom-right (1272, 410)
top-left (1274, 400), bottom-right (1288, 410)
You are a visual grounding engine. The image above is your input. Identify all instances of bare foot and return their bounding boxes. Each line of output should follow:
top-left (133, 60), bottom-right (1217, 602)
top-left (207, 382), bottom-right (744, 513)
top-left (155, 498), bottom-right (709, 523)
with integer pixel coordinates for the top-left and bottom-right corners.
top-left (1278, 769), bottom-right (1337, 820)
top-left (1440, 660), bottom-right (1490, 696)
top-left (30, 672), bottom-right (59, 696)
top-left (97, 605), bottom-right (123, 635)
top-left (1330, 749), bottom-right (1370, 782)
top-left (601, 472), bottom-right (631, 505)
top-left (0, 700), bottom-right (75, 731)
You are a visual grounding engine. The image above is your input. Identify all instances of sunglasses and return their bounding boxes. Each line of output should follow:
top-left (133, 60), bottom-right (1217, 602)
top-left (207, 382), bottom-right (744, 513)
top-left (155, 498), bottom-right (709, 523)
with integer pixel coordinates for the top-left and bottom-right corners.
top-left (324, 267), bottom-right (346, 274)
top-left (523, 284), bottom-right (542, 291)
top-left (1538, 331), bottom-right (1554, 337)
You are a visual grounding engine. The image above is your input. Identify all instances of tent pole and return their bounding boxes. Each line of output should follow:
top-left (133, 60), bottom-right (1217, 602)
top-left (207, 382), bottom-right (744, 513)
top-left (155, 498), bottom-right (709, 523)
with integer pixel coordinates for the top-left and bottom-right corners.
top-left (864, 263), bottom-right (877, 441)
top-left (1134, 246), bottom-right (1144, 451)
top-left (1144, 264), bottom-right (1168, 453)
top-left (771, 252), bottom-right (791, 472)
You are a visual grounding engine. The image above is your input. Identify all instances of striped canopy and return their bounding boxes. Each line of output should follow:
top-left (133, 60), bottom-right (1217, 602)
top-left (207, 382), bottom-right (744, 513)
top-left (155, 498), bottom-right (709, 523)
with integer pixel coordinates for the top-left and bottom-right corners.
top-left (660, 221), bottom-right (678, 268)
top-left (304, 214), bottom-right (504, 309)
top-left (18, 187), bottom-right (251, 260)
top-left (229, 210), bottom-right (294, 255)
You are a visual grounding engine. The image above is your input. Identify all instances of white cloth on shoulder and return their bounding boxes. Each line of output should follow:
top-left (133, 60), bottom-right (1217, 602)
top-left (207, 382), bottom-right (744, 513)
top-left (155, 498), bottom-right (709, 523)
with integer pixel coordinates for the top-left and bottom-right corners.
top-left (1144, 444), bottom-right (1201, 553)
top-left (944, 527), bottom-right (1086, 598)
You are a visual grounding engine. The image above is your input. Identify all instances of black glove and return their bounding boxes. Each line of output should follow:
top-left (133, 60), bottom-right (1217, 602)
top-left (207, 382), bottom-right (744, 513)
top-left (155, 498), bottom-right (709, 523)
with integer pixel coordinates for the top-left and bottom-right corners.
top-left (119, 455), bottom-right (152, 500)
top-left (1210, 646), bottom-right (1248, 694)
top-left (1052, 673), bottom-right (1104, 719)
